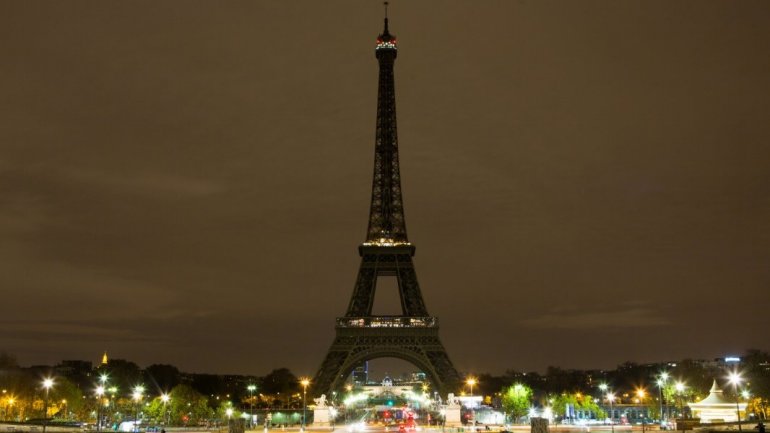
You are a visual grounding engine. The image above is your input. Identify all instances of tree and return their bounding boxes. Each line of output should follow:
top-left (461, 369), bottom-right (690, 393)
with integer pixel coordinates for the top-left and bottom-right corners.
top-left (550, 393), bottom-right (577, 420)
top-left (49, 377), bottom-right (85, 420)
top-left (100, 359), bottom-right (142, 394)
top-left (501, 383), bottom-right (532, 423)
top-left (261, 368), bottom-right (298, 395)
top-left (168, 384), bottom-right (212, 426)
top-left (549, 392), bottom-right (606, 422)
top-left (144, 365), bottom-right (181, 392)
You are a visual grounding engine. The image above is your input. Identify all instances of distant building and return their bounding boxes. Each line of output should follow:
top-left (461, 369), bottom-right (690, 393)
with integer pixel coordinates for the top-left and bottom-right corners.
top-left (352, 362), bottom-right (368, 386)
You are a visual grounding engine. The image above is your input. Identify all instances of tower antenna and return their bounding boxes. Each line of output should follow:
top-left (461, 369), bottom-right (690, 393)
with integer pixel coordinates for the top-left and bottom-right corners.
top-left (383, 2), bottom-right (389, 33)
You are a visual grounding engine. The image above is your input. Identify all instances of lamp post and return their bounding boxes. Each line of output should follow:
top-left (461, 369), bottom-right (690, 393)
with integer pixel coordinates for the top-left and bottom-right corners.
top-left (109, 386), bottom-right (117, 428)
top-left (674, 382), bottom-right (686, 433)
top-left (598, 384), bottom-right (609, 426)
top-left (132, 386), bottom-right (144, 433)
top-left (42, 378), bottom-right (54, 433)
top-left (96, 386), bottom-right (105, 432)
top-left (7, 397), bottom-right (15, 421)
top-left (636, 388), bottom-right (648, 433)
top-left (466, 377), bottom-right (477, 399)
top-left (466, 377), bottom-right (478, 428)
top-left (160, 394), bottom-right (170, 426)
top-left (657, 372), bottom-right (669, 426)
top-left (97, 374), bottom-right (109, 432)
top-left (607, 392), bottom-right (615, 433)
top-left (248, 385), bottom-right (256, 428)
top-left (300, 378), bottom-right (310, 432)
top-left (728, 371), bottom-right (743, 431)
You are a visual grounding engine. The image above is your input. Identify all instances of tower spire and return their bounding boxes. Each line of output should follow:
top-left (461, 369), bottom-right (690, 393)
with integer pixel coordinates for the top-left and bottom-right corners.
top-left (367, 7), bottom-right (404, 246)
top-left (383, 2), bottom-right (389, 34)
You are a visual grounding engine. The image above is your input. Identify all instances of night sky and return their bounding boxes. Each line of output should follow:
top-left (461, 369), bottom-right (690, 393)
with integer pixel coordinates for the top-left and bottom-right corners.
top-left (2, 1), bottom-right (769, 377)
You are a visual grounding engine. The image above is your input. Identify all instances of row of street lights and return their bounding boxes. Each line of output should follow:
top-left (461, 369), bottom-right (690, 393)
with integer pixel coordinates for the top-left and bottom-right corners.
top-left (40, 373), bottom-right (175, 432)
top-left (31, 369), bottom-right (754, 431)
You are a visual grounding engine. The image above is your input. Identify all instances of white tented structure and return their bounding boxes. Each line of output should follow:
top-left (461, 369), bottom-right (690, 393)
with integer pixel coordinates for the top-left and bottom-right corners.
top-left (688, 380), bottom-right (746, 423)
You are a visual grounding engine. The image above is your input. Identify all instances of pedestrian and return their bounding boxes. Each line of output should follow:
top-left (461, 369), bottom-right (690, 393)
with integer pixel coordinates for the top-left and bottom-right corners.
top-left (756, 422), bottom-right (765, 433)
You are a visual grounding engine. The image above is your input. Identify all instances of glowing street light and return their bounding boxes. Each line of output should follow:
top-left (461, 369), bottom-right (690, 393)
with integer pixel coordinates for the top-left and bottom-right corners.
top-left (674, 381), bottom-right (686, 428)
top-left (132, 386), bottom-right (145, 433)
top-left (160, 394), bottom-right (170, 426)
top-left (607, 392), bottom-right (616, 433)
top-left (657, 372), bottom-right (670, 424)
top-left (247, 385), bottom-right (256, 428)
top-left (42, 378), bottom-right (54, 433)
top-left (597, 384), bottom-right (610, 426)
top-left (96, 385), bottom-right (105, 432)
top-left (728, 371), bottom-right (744, 431)
top-left (466, 377), bottom-right (477, 396)
top-left (636, 388), bottom-right (647, 433)
top-left (466, 377), bottom-right (478, 425)
top-left (6, 397), bottom-right (15, 421)
top-left (300, 378), bottom-right (310, 432)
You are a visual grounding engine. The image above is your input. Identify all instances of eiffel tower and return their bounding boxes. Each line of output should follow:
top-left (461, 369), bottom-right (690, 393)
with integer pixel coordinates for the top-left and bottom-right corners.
top-left (312, 14), bottom-right (461, 396)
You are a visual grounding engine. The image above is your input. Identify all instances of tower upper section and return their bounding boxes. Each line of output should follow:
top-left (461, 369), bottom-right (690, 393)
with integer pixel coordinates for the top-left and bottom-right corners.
top-left (364, 17), bottom-right (409, 248)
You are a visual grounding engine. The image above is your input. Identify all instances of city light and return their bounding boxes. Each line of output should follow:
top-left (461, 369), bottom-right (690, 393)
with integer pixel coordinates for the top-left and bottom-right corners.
top-left (41, 378), bottom-right (54, 433)
top-left (95, 385), bottom-right (106, 432)
top-left (466, 377), bottom-right (477, 395)
top-left (132, 386), bottom-right (144, 401)
top-left (728, 371), bottom-right (742, 387)
top-left (300, 378), bottom-right (310, 432)
top-left (727, 370), bottom-right (745, 431)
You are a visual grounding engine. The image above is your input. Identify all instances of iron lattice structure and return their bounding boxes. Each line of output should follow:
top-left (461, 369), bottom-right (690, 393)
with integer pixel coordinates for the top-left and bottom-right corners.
top-left (312, 18), bottom-right (460, 396)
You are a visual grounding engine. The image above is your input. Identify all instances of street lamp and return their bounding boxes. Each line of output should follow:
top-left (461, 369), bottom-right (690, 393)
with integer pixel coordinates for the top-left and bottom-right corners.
top-left (300, 378), bottom-right (310, 432)
top-left (607, 392), bottom-right (616, 433)
top-left (466, 377), bottom-right (477, 397)
top-left (161, 394), bottom-right (170, 426)
top-left (248, 385), bottom-right (256, 428)
top-left (466, 377), bottom-right (478, 428)
top-left (657, 372), bottom-right (670, 425)
top-left (96, 386), bottom-right (105, 432)
top-left (728, 371), bottom-right (744, 431)
top-left (132, 386), bottom-right (145, 433)
top-left (636, 388), bottom-right (647, 432)
top-left (674, 381), bottom-right (686, 432)
top-left (42, 378), bottom-right (54, 433)
top-left (598, 384), bottom-right (609, 425)
top-left (7, 397), bottom-right (15, 422)
top-left (674, 382), bottom-right (686, 414)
